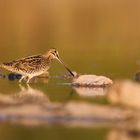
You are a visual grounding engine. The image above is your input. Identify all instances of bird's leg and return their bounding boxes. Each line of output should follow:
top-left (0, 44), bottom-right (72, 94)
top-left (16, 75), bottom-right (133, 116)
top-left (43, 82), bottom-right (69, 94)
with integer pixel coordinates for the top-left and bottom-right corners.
top-left (19, 75), bottom-right (26, 83)
top-left (18, 84), bottom-right (26, 91)
top-left (27, 84), bottom-right (31, 89)
top-left (26, 76), bottom-right (33, 84)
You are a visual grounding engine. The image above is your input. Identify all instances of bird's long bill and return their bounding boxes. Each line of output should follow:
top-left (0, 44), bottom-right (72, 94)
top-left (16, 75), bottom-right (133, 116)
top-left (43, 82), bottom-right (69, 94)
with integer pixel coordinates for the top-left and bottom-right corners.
top-left (56, 57), bottom-right (75, 77)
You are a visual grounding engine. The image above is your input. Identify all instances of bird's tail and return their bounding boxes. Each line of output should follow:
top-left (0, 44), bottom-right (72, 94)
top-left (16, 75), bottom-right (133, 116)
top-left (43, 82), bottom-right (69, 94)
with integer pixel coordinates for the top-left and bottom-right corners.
top-left (0, 63), bottom-right (7, 70)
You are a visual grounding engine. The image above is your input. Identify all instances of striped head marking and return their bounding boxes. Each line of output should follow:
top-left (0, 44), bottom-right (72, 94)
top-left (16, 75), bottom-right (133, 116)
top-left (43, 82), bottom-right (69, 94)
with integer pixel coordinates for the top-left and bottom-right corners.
top-left (46, 48), bottom-right (59, 60)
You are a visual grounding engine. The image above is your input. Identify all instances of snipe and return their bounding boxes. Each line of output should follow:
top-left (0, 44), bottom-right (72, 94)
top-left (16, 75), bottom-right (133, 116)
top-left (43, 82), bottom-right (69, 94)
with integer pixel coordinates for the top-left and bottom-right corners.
top-left (0, 48), bottom-right (74, 83)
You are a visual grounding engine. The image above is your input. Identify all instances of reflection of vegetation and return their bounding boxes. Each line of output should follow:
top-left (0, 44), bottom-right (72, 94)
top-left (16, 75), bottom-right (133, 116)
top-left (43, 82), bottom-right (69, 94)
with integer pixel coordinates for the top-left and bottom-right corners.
top-left (1, 0), bottom-right (140, 52)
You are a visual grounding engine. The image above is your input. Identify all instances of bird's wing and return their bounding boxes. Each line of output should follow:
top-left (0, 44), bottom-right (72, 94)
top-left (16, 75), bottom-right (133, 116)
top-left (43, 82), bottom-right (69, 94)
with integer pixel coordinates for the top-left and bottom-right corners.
top-left (2, 54), bottom-right (46, 72)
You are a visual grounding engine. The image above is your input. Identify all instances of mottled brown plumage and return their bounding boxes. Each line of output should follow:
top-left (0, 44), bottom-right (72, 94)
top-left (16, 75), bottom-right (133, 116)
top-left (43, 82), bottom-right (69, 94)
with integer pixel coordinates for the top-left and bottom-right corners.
top-left (0, 48), bottom-right (74, 83)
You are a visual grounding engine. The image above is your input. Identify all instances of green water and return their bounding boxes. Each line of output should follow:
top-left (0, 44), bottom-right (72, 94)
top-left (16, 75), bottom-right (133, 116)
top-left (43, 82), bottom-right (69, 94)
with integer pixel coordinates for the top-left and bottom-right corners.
top-left (0, 74), bottom-right (110, 140)
top-left (0, 124), bottom-right (109, 140)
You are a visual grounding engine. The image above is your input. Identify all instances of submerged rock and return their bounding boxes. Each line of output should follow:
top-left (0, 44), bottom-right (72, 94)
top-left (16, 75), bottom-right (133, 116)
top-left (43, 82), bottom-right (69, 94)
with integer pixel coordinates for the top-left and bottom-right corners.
top-left (8, 73), bottom-right (22, 80)
top-left (107, 80), bottom-right (140, 109)
top-left (72, 74), bottom-right (113, 87)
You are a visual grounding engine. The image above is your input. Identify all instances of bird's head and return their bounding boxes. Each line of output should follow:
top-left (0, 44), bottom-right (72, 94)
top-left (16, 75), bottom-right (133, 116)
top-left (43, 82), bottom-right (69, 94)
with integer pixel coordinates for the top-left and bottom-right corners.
top-left (46, 48), bottom-right (60, 60)
top-left (46, 48), bottom-right (75, 77)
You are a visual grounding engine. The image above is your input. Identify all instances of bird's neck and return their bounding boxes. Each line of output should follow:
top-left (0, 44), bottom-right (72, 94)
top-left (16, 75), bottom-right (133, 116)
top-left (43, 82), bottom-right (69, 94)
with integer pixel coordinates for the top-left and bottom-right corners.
top-left (44, 54), bottom-right (54, 62)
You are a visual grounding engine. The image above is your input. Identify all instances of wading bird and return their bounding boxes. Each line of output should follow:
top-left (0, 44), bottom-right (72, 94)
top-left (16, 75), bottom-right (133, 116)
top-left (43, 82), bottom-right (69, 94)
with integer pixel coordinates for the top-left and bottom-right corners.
top-left (0, 48), bottom-right (74, 83)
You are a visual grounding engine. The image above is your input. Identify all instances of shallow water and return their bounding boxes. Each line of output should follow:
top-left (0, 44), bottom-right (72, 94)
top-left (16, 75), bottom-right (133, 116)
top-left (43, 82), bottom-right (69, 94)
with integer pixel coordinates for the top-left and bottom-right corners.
top-left (0, 77), bottom-right (139, 140)
top-left (0, 77), bottom-right (111, 140)
top-left (0, 124), bottom-right (109, 140)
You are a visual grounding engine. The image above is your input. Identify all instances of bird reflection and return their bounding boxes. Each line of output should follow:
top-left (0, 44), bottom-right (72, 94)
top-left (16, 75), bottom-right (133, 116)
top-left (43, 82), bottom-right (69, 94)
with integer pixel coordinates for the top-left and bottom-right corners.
top-left (73, 87), bottom-right (108, 97)
top-left (12, 84), bottom-right (50, 104)
top-left (29, 75), bottom-right (49, 83)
